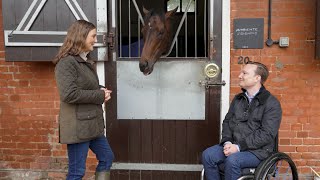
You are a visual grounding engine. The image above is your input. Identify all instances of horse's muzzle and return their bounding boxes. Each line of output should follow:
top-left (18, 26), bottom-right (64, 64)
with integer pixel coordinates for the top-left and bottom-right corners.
top-left (139, 61), bottom-right (153, 75)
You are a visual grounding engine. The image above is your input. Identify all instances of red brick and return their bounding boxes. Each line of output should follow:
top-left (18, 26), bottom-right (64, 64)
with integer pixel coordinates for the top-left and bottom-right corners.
top-left (0, 73), bottom-right (13, 80)
top-left (279, 138), bottom-right (291, 145)
top-left (289, 152), bottom-right (302, 159)
top-left (302, 153), bottom-right (320, 160)
top-left (48, 172), bottom-right (67, 179)
top-left (306, 160), bottom-right (318, 166)
top-left (15, 156), bottom-right (35, 163)
top-left (279, 131), bottom-right (296, 138)
top-left (291, 138), bottom-right (303, 145)
top-left (303, 138), bottom-right (316, 145)
top-left (308, 146), bottom-right (320, 152)
top-left (279, 145), bottom-right (296, 152)
top-left (37, 143), bottom-right (51, 150)
top-left (296, 146), bottom-right (308, 152)
top-left (309, 132), bottom-right (320, 138)
top-left (297, 132), bottom-right (309, 138)
top-left (295, 160), bottom-right (307, 166)
top-left (291, 124), bottom-right (303, 131)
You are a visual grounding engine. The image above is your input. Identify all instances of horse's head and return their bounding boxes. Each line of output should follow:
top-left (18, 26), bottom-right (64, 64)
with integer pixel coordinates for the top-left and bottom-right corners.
top-left (139, 7), bottom-right (178, 75)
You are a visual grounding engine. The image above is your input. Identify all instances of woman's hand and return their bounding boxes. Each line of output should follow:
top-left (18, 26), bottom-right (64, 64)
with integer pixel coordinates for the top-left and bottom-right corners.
top-left (101, 88), bottom-right (112, 102)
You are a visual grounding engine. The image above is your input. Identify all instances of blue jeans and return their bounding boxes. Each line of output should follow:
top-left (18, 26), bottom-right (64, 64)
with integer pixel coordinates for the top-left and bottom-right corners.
top-left (202, 144), bottom-right (261, 180)
top-left (66, 136), bottom-right (114, 180)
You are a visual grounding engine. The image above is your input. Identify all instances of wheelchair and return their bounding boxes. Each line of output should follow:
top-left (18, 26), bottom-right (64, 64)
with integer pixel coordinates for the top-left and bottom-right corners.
top-left (201, 135), bottom-right (299, 180)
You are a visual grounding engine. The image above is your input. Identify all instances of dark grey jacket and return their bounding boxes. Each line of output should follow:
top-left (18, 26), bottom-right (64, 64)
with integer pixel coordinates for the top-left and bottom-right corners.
top-left (220, 86), bottom-right (282, 160)
top-left (55, 55), bottom-right (105, 144)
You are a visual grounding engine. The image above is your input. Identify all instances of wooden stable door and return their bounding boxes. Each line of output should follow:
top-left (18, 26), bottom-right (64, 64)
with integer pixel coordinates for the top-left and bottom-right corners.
top-left (105, 0), bottom-right (223, 179)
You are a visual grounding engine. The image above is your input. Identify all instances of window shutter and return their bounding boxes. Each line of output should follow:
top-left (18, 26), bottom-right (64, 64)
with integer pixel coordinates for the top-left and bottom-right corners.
top-left (2, 0), bottom-right (108, 61)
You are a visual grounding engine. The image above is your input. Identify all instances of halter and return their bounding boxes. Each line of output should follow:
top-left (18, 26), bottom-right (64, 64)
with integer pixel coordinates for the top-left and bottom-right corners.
top-left (148, 22), bottom-right (152, 29)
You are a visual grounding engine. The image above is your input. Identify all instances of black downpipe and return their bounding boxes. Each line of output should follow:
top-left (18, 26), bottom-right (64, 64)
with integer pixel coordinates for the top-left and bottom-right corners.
top-left (266, 0), bottom-right (278, 46)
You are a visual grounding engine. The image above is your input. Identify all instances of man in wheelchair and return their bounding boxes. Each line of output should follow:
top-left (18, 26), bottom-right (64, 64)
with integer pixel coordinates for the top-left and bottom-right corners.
top-left (202, 61), bottom-right (282, 180)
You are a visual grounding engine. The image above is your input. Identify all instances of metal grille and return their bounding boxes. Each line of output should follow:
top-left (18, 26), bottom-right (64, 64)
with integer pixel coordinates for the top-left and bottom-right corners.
top-left (117, 0), bottom-right (208, 58)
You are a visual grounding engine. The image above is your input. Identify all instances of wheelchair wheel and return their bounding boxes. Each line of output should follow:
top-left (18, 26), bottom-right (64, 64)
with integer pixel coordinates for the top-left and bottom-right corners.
top-left (254, 152), bottom-right (298, 180)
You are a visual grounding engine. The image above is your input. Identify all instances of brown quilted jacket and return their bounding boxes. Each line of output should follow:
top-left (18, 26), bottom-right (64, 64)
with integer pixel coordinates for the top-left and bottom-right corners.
top-left (54, 55), bottom-right (105, 144)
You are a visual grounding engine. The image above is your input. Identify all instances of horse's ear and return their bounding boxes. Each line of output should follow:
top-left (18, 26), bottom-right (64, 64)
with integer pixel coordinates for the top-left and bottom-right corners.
top-left (143, 6), bottom-right (149, 15)
top-left (165, 6), bottom-right (178, 18)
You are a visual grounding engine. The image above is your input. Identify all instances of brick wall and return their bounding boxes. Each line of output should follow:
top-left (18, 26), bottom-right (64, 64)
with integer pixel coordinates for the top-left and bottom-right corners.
top-left (0, 0), bottom-right (319, 179)
top-left (0, 42), bottom-right (99, 178)
top-left (230, 0), bottom-right (320, 177)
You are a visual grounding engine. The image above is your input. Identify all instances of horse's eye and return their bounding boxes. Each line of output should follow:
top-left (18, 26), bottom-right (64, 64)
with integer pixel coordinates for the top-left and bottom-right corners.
top-left (158, 31), bottom-right (164, 38)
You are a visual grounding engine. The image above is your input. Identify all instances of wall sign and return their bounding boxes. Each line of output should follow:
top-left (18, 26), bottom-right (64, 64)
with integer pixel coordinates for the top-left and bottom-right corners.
top-left (233, 18), bottom-right (264, 49)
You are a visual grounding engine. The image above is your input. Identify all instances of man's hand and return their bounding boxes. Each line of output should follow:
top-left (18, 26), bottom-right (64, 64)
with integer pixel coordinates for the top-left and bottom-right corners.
top-left (223, 143), bottom-right (239, 156)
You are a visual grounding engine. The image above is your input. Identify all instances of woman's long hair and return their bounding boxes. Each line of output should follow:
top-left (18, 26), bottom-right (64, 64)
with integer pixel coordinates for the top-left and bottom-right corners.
top-left (53, 20), bottom-right (96, 64)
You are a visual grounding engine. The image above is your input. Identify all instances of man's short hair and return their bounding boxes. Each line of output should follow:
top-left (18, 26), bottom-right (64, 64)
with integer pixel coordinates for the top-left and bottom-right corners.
top-left (246, 61), bottom-right (269, 84)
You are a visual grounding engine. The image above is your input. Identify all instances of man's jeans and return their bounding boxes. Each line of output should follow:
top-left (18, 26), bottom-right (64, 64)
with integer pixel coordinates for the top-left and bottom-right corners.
top-left (202, 144), bottom-right (261, 180)
top-left (66, 136), bottom-right (114, 180)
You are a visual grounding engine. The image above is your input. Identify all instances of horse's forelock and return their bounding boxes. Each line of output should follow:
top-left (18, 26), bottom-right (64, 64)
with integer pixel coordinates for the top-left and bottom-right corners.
top-left (144, 9), bottom-right (154, 20)
top-left (144, 9), bottom-right (166, 23)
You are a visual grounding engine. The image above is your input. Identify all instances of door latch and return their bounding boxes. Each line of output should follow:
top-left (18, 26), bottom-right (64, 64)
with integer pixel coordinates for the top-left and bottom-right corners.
top-left (199, 63), bottom-right (225, 88)
top-left (199, 79), bottom-right (226, 89)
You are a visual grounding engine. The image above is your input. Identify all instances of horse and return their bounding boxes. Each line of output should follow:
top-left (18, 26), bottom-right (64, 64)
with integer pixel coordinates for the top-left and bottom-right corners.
top-left (139, 7), bottom-right (178, 75)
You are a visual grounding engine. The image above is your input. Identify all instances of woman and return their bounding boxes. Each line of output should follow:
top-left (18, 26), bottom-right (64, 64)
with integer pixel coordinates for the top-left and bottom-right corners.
top-left (53, 20), bottom-right (114, 180)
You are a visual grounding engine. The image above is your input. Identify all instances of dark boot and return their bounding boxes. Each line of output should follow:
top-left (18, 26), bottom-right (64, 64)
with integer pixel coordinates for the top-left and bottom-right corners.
top-left (95, 171), bottom-right (110, 180)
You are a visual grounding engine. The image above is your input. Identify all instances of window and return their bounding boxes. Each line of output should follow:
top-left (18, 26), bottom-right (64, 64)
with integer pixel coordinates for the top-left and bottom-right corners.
top-left (167, 0), bottom-right (195, 13)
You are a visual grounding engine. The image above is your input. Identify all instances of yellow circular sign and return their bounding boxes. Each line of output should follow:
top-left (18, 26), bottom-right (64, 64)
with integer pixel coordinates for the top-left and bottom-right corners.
top-left (204, 63), bottom-right (220, 78)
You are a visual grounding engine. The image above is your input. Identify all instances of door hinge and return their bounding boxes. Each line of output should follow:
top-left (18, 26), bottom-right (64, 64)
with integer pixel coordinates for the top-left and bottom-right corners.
top-left (104, 28), bottom-right (115, 50)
